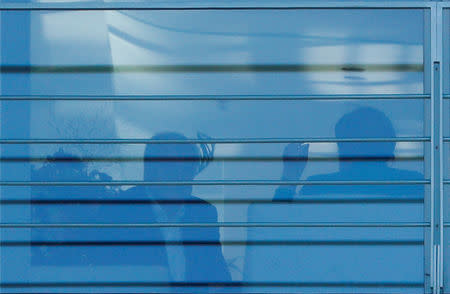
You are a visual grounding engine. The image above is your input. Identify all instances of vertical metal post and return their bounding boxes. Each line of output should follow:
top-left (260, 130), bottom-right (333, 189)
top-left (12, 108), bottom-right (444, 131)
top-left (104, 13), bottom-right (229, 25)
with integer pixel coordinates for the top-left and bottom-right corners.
top-left (431, 61), bottom-right (442, 294)
top-left (432, 60), bottom-right (443, 293)
top-left (436, 6), bottom-right (444, 293)
top-left (431, 5), bottom-right (437, 293)
top-left (431, 3), bottom-right (444, 292)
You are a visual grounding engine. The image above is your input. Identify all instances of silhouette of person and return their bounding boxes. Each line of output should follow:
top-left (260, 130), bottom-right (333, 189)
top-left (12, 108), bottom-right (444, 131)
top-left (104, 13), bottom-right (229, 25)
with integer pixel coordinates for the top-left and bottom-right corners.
top-left (31, 148), bottom-right (116, 265)
top-left (121, 132), bottom-right (232, 287)
top-left (273, 106), bottom-right (424, 201)
top-left (245, 107), bottom-right (424, 288)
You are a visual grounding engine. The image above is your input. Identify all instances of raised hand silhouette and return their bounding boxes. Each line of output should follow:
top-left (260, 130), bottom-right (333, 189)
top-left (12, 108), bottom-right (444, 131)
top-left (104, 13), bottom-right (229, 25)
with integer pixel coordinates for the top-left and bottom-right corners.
top-left (281, 143), bottom-right (309, 181)
top-left (272, 143), bottom-right (309, 202)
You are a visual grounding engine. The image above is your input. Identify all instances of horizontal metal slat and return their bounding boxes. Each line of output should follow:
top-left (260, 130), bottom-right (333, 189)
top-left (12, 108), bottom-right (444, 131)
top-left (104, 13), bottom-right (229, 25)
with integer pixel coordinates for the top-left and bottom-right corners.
top-left (0, 94), bottom-right (431, 101)
top-left (0, 240), bottom-right (424, 246)
top-left (0, 198), bottom-right (425, 204)
top-left (0, 180), bottom-right (431, 186)
top-left (0, 137), bottom-right (431, 144)
top-left (0, 155), bottom-right (425, 162)
top-left (0, 222), bottom-right (430, 228)
top-left (0, 1), bottom-right (434, 10)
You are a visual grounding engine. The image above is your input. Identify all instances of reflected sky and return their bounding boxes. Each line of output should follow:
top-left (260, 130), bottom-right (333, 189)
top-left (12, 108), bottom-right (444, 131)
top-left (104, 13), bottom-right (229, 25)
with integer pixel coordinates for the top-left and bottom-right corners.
top-left (0, 9), bottom-right (424, 95)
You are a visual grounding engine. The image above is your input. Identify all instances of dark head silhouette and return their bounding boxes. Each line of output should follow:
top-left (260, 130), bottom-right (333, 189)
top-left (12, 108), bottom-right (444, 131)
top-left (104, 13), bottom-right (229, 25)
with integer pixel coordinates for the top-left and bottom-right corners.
top-left (335, 107), bottom-right (396, 169)
top-left (122, 132), bottom-right (232, 284)
top-left (265, 107), bottom-right (424, 286)
top-left (144, 132), bottom-right (202, 199)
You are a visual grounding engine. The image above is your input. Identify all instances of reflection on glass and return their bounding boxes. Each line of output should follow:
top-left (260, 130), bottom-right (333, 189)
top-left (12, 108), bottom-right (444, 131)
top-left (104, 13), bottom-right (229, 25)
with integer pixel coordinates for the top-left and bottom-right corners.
top-left (30, 149), bottom-right (117, 265)
top-left (120, 132), bottom-right (231, 283)
top-left (28, 133), bottom-right (232, 289)
top-left (0, 7), bottom-right (428, 292)
top-left (444, 225), bottom-right (450, 293)
top-left (243, 107), bottom-right (424, 291)
top-left (1, 106), bottom-right (427, 292)
top-left (273, 106), bottom-right (424, 201)
top-left (0, 9), bottom-right (424, 95)
top-left (0, 100), bottom-right (426, 140)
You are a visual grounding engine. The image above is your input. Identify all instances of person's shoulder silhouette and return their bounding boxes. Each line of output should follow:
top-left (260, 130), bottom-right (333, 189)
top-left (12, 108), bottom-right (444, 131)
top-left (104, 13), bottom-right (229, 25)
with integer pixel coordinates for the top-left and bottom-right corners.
top-left (122, 132), bottom-right (232, 285)
top-left (301, 107), bottom-right (424, 198)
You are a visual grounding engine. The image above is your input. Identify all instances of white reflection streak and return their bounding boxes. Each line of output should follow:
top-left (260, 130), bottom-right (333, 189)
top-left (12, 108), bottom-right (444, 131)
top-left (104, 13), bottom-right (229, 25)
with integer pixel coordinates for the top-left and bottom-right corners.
top-left (302, 44), bottom-right (422, 94)
top-left (395, 142), bottom-right (423, 157)
top-left (106, 10), bottom-right (254, 98)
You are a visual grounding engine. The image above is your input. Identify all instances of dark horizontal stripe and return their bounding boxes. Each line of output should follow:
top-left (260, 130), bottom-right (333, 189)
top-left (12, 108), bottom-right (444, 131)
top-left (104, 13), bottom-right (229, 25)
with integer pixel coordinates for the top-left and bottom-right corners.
top-left (0, 156), bottom-right (423, 162)
top-left (0, 64), bottom-right (423, 74)
top-left (0, 281), bottom-right (424, 289)
top-left (0, 240), bottom-right (423, 246)
top-left (0, 198), bottom-right (424, 205)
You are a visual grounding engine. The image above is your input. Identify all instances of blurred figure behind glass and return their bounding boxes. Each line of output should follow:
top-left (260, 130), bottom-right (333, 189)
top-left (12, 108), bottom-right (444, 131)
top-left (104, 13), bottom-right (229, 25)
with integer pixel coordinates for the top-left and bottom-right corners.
top-left (122, 132), bottom-right (232, 287)
top-left (273, 106), bottom-right (424, 201)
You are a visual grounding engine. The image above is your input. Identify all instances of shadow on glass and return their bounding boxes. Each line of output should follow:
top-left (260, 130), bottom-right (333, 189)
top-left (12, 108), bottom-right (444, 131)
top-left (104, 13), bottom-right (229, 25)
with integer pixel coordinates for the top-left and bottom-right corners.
top-left (244, 107), bottom-right (425, 292)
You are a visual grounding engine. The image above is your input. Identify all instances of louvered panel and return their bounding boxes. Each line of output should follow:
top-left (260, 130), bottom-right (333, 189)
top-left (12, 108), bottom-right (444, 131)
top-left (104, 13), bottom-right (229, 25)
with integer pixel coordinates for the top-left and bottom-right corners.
top-left (0, 4), bottom-right (439, 294)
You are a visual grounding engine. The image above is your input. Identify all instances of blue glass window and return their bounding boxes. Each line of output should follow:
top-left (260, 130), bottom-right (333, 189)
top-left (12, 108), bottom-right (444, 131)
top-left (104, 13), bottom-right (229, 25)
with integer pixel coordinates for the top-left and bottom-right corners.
top-left (0, 5), bottom-right (443, 294)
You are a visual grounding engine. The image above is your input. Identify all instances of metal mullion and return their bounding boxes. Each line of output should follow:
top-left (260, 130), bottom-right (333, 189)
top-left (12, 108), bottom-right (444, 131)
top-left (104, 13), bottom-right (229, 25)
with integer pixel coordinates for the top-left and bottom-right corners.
top-left (424, 7), bottom-right (433, 292)
top-left (430, 4), bottom-right (440, 293)
top-left (431, 9), bottom-right (437, 292)
top-left (430, 4), bottom-right (444, 292)
top-left (439, 6), bottom-right (445, 291)
top-left (434, 4), bottom-right (445, 293)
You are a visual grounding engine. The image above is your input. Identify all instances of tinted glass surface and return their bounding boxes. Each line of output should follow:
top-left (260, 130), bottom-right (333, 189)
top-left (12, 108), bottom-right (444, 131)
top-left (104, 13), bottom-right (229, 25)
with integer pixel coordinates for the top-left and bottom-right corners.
top-left (0, 8), bottom-right (428, 294)
top-left (0, 9), bottom-right (424, 96)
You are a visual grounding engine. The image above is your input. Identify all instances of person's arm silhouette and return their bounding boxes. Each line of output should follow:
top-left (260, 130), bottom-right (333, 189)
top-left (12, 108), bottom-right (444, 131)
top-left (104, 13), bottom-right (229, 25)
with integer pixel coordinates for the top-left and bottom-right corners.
top-left (273, 143), bottom-right (309, 202)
